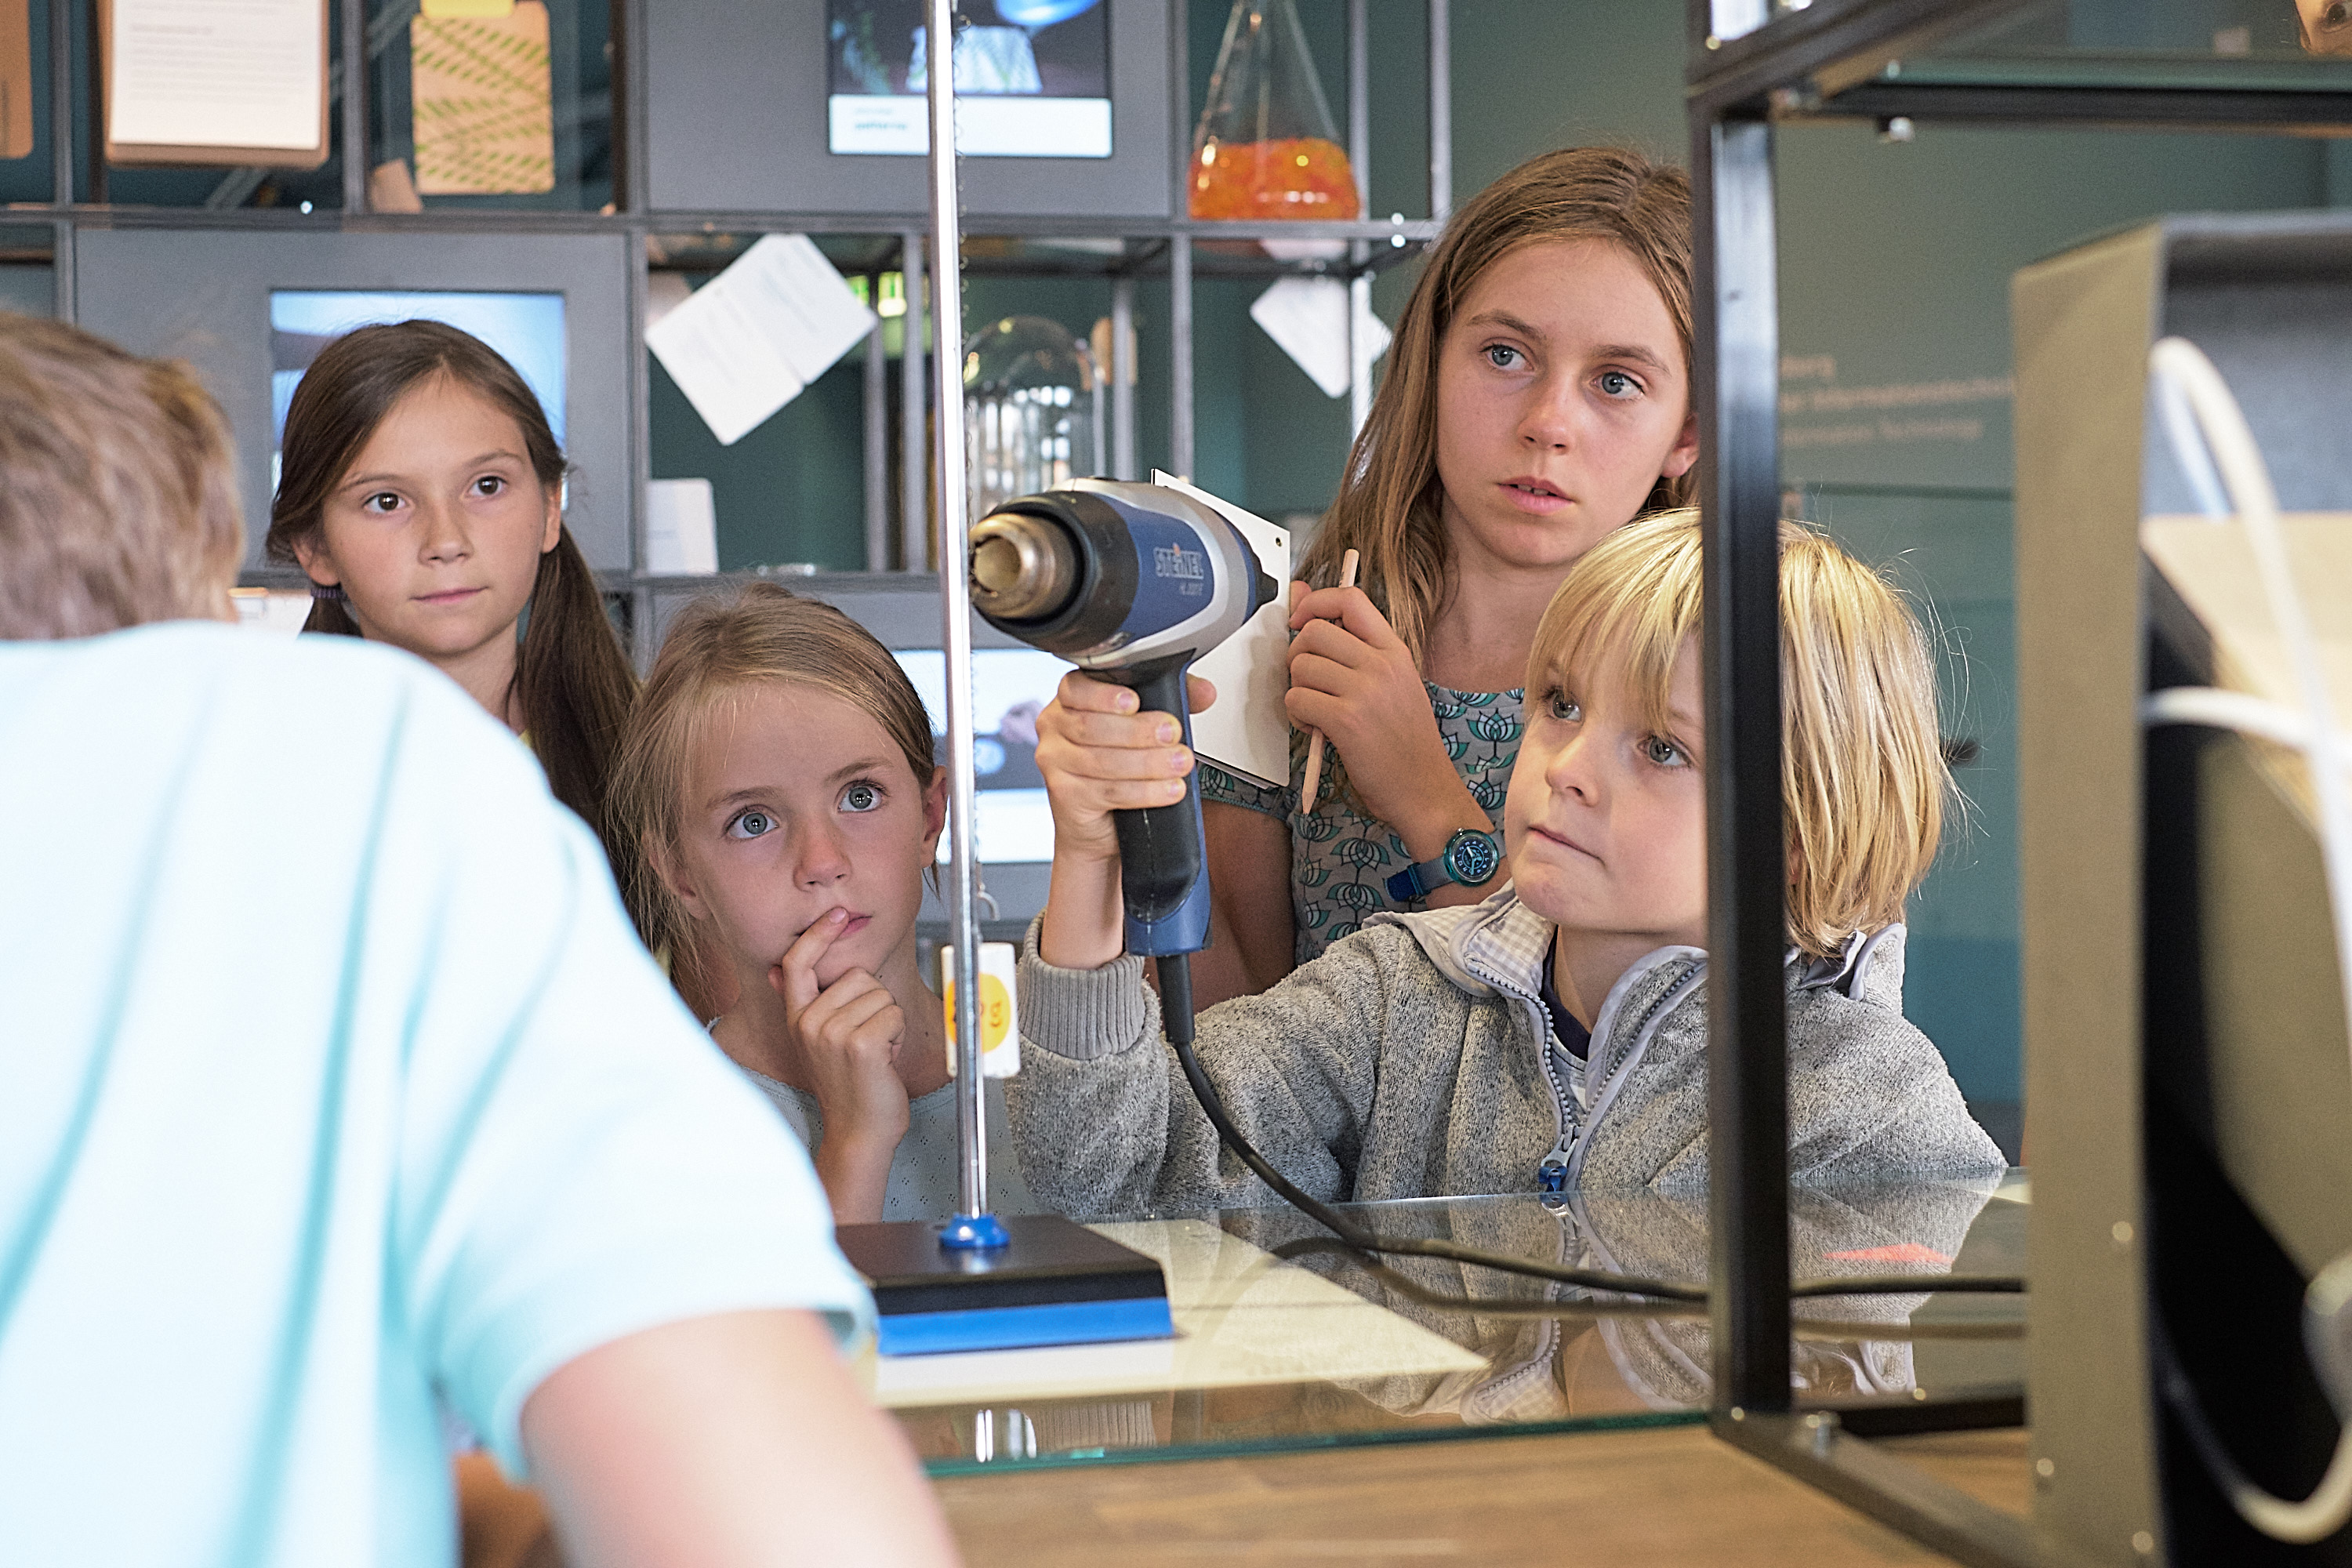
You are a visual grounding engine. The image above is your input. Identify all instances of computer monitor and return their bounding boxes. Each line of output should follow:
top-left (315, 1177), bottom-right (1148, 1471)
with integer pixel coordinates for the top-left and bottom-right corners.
top-left (826, 0), bottom-right (1112, 159)
top-left (267, 289), bottom-right (568, 490)
top-left (894, 646), bottom-right (1073, 866)
top-left (644, 0), bottom-right (1168, 218)
top-left (73, 229), bottom-right (631, 570)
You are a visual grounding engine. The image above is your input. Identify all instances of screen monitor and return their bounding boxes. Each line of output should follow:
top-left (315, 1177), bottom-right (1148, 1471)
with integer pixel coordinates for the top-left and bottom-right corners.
top-left (826, 0), bottom-right (1111, 158)
top-left (268, 289), bottom-right (567, 490)
top-left (73, 230), bottom-right (631, 570)
top-left (646, 0), bottom-right (1167, 219)
top-left (894, 646), bottom-right (1073, 865)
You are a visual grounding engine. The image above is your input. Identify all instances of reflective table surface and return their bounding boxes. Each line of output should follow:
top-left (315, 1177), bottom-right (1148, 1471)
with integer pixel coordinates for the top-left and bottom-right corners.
top-left (869, 1171), bottom-right (2028, 1475)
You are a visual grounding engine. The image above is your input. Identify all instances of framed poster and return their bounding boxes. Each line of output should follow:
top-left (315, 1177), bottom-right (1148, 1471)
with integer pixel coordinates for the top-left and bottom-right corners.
top-left (103, 0), bottom-right (329, 170)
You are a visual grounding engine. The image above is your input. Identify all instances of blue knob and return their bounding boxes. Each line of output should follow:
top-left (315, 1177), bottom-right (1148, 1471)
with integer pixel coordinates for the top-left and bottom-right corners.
top-left (1537, 1161), bottom-right (1567, 1194)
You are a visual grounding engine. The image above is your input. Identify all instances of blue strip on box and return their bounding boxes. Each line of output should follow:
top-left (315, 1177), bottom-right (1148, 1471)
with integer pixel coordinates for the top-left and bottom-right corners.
top-left (876, 1296), bottom-right (1176, 1357)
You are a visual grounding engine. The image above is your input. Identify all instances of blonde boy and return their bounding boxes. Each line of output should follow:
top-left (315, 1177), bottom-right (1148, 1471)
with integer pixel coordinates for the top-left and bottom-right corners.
top-left (1012, 510), bottom-right (2002, 1213)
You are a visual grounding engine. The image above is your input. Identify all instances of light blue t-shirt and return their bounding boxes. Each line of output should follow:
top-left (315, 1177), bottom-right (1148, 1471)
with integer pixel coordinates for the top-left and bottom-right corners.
top-left (0, 624), bottom-right (871, 1568)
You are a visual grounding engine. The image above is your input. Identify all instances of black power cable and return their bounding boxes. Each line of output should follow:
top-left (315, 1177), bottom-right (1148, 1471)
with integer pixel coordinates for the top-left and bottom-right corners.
top-left (1156, 952), bottom-right (2025, 1305)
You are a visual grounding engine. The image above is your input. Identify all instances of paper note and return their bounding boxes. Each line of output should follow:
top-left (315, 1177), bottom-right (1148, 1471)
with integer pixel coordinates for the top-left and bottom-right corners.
top-left (646, 234), bottom-right (877, 447)
top-left (644, 477), bottom-right (718, 575)
top-left (410, 1), bottom-right (554, 195)
top-left (107, 0), bottom-right (324, 155)
top-left (1152, 471), bottom-right (1293, 792)
top-left (1250, 276), bottom-right (1392, 400)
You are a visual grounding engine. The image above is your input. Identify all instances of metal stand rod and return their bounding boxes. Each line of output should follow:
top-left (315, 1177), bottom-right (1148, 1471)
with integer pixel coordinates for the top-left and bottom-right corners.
top-left (1110, 274), bottom-right (1136, 481)
top-left (1348, 0), bottom-right (1374, 437)
top-left (1426, 0), bottom-right (1450, 220)
top-left (864, 292), bottom-right (890, 572)
top-left (1694, 110), bottom-right (1792, 1415)
top-left (1170, 234), bottom-right (1193, 481)
top-left (900, 229), bottom-right (929, 572)
top-left (924, 0), bottom-right (989, 1225)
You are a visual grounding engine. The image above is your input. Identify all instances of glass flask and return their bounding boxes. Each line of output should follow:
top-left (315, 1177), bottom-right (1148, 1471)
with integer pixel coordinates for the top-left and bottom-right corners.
top-left (965, 316), bottom-right (1104, 520)
top-left (1189, 0), bottom-right (1360, 222)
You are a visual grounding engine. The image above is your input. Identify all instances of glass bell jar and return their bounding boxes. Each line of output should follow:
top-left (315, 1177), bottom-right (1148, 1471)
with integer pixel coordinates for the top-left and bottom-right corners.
top-left (1189, 0), bottom-right (1360, 222)
top-left (964, 315), bottom-right (1104, 520)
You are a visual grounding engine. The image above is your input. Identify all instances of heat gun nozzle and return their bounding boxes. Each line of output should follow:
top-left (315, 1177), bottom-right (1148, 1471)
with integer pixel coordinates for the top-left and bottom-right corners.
top-left (970, 511), bottom-right (1080, 622)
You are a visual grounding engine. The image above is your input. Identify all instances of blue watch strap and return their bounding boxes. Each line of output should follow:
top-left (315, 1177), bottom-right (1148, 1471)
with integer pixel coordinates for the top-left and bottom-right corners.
top-left (1386, 829), bottom-right (1500, 902)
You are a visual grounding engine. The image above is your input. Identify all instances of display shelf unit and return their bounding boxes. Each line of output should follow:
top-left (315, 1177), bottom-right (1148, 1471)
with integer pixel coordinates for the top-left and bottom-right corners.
top-left (1684, 3), bottom-right (2352, 1566)
top-left (22, 0), bottom-right (1451, 661)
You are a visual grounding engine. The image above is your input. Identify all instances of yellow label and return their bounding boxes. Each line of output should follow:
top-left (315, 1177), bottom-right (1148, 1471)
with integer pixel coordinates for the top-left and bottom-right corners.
top-left (419, 0), bottom-right (514, 16)
top-left (940, 942), bottom-right (1020, 1078)
top-left (942, 971), bottom-right (1012, 1051)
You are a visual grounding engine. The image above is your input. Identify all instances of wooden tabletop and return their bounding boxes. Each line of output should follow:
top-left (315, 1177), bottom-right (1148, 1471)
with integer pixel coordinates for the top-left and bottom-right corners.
top-left (935, 1423), bottom-right (2031, 1566)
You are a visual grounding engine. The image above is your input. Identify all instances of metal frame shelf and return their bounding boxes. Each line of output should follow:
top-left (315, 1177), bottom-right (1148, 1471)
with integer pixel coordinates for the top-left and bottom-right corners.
top-left (28, 0), bottom-right (1452, 616)
top-left (1686, 2), bottom-right (2352, 1566)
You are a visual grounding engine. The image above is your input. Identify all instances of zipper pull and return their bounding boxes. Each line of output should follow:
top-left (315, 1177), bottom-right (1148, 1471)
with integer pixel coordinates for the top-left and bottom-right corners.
top-left (1537, 1160), bottom-right (1567, 1194)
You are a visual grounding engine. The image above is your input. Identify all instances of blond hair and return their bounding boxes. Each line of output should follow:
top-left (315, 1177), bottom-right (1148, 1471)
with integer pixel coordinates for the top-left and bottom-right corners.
top-left (606, 583), bottom-right (938, 968)
top-left (0, 314), bottom-right (243, 637)
top-left (1526, 510), bottom-right (1951, 957)
top-left (1301, 147), bottom-right (1693, 665)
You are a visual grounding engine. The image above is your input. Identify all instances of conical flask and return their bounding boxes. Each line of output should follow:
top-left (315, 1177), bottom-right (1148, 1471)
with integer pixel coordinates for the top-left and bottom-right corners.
top-left (1189, 0), bottom-right (1361, 222)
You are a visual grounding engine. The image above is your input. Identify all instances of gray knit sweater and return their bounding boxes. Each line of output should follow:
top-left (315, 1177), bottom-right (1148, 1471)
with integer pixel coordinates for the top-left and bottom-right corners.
top-left (1007, 887), bottom-right (2003, 1218)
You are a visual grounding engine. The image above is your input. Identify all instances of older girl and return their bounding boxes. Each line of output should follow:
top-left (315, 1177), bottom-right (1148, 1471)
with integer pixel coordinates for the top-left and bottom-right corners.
top-left (1189, 147), bottom-right (1699, 1005)
top-left (607, 584), bottom-right (1033, 1225)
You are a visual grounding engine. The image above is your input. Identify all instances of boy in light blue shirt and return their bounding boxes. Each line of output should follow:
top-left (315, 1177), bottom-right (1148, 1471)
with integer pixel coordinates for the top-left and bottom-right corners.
top-left (0, 314), bottom-right (957, 1568)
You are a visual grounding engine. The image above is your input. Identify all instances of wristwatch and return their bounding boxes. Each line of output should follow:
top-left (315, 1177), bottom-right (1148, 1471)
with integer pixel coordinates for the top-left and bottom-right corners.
top-left (1386, 827), bottom-right (1504, 902)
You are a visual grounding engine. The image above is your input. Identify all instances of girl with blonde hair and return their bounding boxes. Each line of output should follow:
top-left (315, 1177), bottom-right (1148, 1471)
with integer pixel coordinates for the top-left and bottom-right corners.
top-left (1156, 147), bottom-right (1702, 1006)
top-left (1013, 510), bottom-right (2000, 1214)
top-left (608, 583), bottom-right (1033, 1223)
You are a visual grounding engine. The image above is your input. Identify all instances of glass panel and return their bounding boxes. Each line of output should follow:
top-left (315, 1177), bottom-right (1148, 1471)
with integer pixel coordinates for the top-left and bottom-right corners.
top-left (891, 1180), bottom-right (2028, 1474)
top-left (1886, 0), bottom-right (2352, 89)
top-left (366, 0), bottom-right (612, 212)
top-left (0, 225), bottom-right (56, 316)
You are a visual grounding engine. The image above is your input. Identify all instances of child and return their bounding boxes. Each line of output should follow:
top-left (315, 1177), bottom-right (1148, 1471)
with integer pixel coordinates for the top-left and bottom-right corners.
top-left (1014, 511), bottom-right (2003, 1215)
top-left (1194, 147), bottom-right (1700, 1005)
top-left (0, 313), bottom-right (955, 1566)
top-left (607, 583), bottom-right (1033, 1225)
top-left (265, 320), bottom-right (636, 851)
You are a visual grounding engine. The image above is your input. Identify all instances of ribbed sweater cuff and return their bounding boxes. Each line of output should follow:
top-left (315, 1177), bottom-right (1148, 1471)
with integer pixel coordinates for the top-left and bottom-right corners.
top-left (1018, 915), bottom-right (1153, 1062)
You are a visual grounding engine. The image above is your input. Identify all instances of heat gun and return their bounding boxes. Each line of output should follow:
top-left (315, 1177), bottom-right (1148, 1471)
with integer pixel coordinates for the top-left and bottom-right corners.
top-left (968, 478), bottom-right (1278, 965)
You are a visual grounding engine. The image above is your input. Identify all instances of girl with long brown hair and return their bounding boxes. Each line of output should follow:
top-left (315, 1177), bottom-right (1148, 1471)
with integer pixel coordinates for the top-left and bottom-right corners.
top-left (1172, 146), bottom-right (1700, 1005)
top-left (266, 320), bottom-right (635, 846)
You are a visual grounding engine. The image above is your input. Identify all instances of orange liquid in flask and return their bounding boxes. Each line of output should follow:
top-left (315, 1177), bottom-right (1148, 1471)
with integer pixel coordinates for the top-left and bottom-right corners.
top-left (1189, 136), bottom-right (1361, 221)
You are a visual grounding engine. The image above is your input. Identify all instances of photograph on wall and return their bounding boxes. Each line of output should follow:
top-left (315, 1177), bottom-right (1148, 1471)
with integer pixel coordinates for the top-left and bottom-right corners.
top-left (827, 0), bottom-right (1110, 158)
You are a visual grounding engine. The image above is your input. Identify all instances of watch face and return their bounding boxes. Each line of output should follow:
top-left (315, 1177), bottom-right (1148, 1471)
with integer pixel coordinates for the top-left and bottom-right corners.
top-left (1449, 830), bottom-right (1501, 886)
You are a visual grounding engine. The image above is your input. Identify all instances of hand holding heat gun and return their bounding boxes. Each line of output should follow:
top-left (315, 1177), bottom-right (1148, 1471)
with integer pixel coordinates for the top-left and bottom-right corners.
top-left (968, 479), bottom-right (1278, 965)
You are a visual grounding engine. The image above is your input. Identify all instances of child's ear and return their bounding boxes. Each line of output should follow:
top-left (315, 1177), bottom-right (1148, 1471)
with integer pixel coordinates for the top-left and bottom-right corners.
top-left (920, 765), bottom-right (949, 851)
top-left (1661, 410), bottom-right (1700, 481)
top-left (648, 834), bottom-right (710, 922)
top-left (539, 484), bottom-right (563, 554)
top-left (289, 531), bottom-right (341, 590)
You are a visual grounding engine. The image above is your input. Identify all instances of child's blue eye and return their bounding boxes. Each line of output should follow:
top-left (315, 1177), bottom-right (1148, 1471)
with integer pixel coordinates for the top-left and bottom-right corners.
top-left (1545, 689), bottom-right (1581, 724)
top-left (1598, 370), bottom-right (1642, 399)
top-left (840, 782), bottom-right (882, 813)
top-left (1484, 343), bottom-right (1525, 370)
top-left (727, 810), bottom-right (776, 840)
top-left (1642, 735), bottom-right (1689, 768)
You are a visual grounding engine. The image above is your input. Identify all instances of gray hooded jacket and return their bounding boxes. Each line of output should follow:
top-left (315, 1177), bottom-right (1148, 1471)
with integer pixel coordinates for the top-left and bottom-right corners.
top-left (1007, 887), bottom-right (2003, 1219)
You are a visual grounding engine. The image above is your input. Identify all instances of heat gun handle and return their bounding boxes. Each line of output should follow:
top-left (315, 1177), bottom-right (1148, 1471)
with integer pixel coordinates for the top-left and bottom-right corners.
top-left (1106, 657), bottom-right (1213, 958)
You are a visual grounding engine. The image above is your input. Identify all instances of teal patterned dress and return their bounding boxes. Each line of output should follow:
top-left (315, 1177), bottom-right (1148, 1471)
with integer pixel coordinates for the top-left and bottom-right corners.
top-left (1198, 682), bottom-right (1525, 966)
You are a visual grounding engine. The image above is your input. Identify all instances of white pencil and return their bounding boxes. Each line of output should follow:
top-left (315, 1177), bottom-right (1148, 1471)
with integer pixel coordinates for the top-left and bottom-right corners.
top-left (1297, 547), bottom-right (1359, 811)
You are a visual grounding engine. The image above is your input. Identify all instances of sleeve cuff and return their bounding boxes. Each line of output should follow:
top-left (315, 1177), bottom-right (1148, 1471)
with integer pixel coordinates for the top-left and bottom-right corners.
top-left (1018, 915), bottom-right (1156, 1062)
